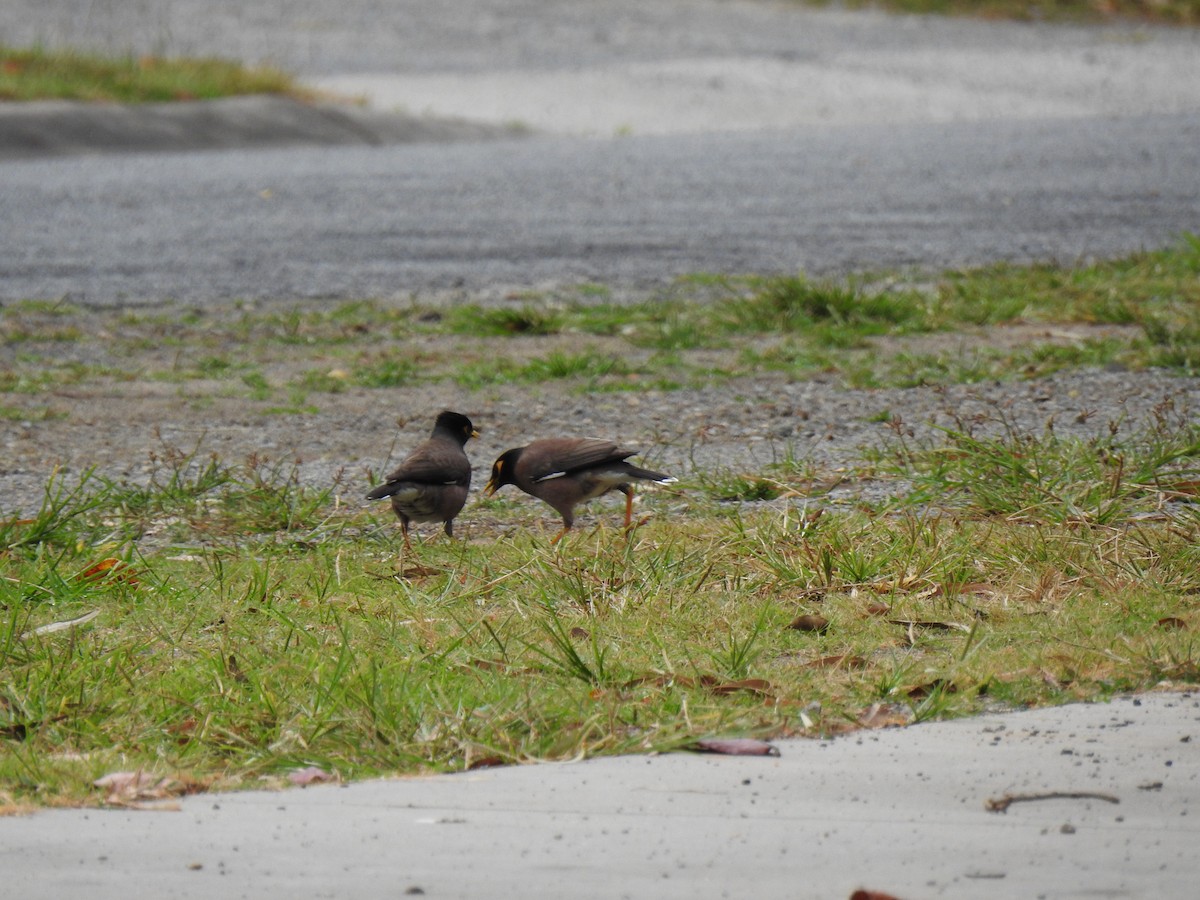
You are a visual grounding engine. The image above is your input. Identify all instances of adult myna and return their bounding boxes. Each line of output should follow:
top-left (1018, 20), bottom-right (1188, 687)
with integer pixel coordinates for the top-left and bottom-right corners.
top-left (367, 410), bottom-right (479, 549)
top-left (484, 437), bottom-right (675, 542)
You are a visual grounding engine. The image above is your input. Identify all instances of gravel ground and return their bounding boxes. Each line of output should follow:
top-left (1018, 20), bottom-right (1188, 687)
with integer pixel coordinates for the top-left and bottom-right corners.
top-left (5, 304), bottom-right (1198, 527)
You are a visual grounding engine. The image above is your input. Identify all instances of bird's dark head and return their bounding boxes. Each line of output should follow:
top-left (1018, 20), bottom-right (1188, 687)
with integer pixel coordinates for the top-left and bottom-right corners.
top-left (484, 448), bottom-right (523, 496)
top-left (434, 410), bottom-right (480, 445)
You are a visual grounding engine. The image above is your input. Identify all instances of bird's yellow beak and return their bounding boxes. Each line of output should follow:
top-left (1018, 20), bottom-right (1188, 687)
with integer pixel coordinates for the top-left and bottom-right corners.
top-left (471, 428), bottom-right (481, 439)
top-left (483, 479), bottom-right (498, 496)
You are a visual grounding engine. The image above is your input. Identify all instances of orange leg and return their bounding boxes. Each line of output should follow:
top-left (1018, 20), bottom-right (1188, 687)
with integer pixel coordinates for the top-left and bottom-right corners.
top-left (550, 525), bottom-right (571, 545)
top-left (622, 489), bottom-right (651, 534)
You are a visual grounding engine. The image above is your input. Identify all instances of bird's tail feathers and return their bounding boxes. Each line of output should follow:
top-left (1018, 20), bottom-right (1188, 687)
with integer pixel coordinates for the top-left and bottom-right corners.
top-left (626, 466), bottom-right (676, 485)
top-left (366, 481), bottom-right (410, 500)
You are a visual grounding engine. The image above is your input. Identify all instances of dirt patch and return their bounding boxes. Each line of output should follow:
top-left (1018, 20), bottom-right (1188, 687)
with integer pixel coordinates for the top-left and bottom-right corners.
top-left (2, 301), bottom-right (1196, 518)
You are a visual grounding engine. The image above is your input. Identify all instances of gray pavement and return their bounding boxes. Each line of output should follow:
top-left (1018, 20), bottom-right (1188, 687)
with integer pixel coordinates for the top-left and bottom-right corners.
top-left (2, 692), bottom-right (1196, 899)
top-left (3, 3), bottom-right (1200, 305)
top-left (6, 110), bottom-right (1199, 306)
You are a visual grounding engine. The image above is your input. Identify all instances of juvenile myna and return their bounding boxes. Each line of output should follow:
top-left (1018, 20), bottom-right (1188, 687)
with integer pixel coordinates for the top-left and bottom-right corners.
top-left (484, 437), bottom-right (675, 543)
top-left (366, 410), bottom-right (479, 549)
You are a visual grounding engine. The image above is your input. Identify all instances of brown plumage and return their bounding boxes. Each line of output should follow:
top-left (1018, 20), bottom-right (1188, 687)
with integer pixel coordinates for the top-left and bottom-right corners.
top-left (484, 437), bottom-right (675, 543)
top-left (366, 410), bottom-right (479, 549)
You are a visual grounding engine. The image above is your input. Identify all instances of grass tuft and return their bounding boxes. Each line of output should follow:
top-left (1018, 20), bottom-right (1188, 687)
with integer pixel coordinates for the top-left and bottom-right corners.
top-left (0, 44), bottom-right (301, 103)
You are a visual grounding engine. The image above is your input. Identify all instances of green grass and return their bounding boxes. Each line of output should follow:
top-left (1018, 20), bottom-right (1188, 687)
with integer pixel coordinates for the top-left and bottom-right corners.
top-left (4, 237), bottom-right (1200, 806)
top-left (2, 408), bottom-right (1199, 808)
top-left (0, 45), bottom-right (301, 103)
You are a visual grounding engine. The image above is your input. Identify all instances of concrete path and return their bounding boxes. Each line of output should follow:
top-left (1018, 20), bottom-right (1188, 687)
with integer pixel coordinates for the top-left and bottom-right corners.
top-left (2, 692), bottom-right (1196, 899)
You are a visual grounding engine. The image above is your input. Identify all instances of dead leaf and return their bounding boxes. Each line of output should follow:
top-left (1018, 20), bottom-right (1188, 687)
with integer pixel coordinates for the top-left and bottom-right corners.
top-left (958, 582), bottom-right (999, 596)
top-left (1039, 668), bottom-right (1065, 690)
top-left (76, 558), bottom-right (139, 586)
top-left (857, 703), bottom-right (914, 729)
top-left (850, 891), bottom-right (902, 900)
top-left (20, 610), bottom-right (100, 639)
top-left (94, 770), bottom-right (184, 806)
top-left (397, 563), bottom-right (442, 579)
top-left (710, 678), bottom-right (774, 696)
top-left (469, 658), bottom-right (509, 672)
top-left (887, 619), bottom-right (970, 632)
top-left (569, 627), bottom-right (590, 640)
top-left (787, 614), bottom-right (829, 633)
top-left (863, 603), bottom-right (891, 617)
top-left (287, 766), bottom-right (335, 787)
top-left (905, 678), bottom-right (958, 700)
top-left (687, 737), bottom-right (780, 757)
top-left (1158, 617), bottom-right (1188, 630)
top-left (467, 756), bottom-right (507, 770)
top-left (1162, 479), bottom-right (1200, 497)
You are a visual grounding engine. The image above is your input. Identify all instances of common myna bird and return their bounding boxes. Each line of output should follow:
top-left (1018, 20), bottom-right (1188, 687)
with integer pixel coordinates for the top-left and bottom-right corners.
top-left (366, 410), bottom-right (479, 549)
top-left (484, 437), bottom-right (675, 543)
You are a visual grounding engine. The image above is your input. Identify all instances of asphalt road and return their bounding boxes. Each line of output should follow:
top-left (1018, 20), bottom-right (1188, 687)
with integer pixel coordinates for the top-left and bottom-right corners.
top-left (4, 111), bottom-right (1197, 307)
top-left (3, 1), bottom-right (1200, 306)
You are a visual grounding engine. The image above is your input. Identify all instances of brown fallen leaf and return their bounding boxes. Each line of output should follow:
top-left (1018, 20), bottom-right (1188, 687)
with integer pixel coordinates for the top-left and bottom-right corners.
top-left (787, 613), bottom-right (830, 633)
top-left (397, 563), bottom-right (443, 579)
top-left (857, 702), bottom-right (914, 729)
top-left (906, 678), bottom-right (958, 700)
top-left (93, 770), bottom-right (183, 806)
top-left (466, 755), bottom-right (507, 770)
top-left (687, 737), bottom-right (780, 757)
top-left (1162, 478), bottom-right (1200, 497)
top-left (710, 678), bottom-right (774, 696)
top-left (1157, 617), bottom-right (1188, 630)
top-left (76, 558), bottom-right (139, 586)
top-left (887, 619), bottom-right (970, 632)
top-left (850, 891), bottom-right (902, 900)
top-left (958, 581), bottom-right (999, 596)
top-left (287, 766), bottom-right (335, 787)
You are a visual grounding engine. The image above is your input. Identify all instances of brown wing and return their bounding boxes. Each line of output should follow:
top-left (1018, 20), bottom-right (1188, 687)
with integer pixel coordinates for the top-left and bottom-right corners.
top-left (523, 437), bottom-right (637, 483)
top-left (369, 438), bottom-right (470, 498)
